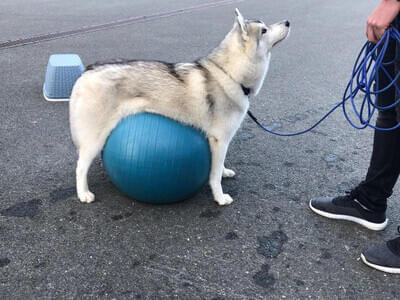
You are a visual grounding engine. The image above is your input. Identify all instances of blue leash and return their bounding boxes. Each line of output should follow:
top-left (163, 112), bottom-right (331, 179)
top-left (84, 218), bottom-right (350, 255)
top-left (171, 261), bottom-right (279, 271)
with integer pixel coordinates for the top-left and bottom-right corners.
top-left (247, 25), bottom-right (400, 136)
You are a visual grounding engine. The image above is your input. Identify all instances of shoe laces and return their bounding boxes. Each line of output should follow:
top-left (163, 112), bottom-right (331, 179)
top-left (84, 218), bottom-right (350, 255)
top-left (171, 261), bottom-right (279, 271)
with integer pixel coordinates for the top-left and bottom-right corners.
top-left (387, 226), bottom-right (400, 255)
top-left (333, 188), bottom-right (359, 206)
top-left (345, 188), bottom-right (359, 200)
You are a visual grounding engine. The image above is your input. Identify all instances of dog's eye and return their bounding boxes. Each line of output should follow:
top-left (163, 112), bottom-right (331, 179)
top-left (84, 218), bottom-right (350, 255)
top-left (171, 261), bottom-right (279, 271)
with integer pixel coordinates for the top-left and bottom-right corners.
top-left (261, 28), bottom-right (267, 34)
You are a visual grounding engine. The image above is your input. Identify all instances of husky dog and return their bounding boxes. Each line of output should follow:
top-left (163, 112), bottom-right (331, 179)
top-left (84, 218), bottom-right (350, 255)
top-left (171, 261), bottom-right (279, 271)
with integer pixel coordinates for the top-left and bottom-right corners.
top-left (69, 9), bottom-right (290, 205)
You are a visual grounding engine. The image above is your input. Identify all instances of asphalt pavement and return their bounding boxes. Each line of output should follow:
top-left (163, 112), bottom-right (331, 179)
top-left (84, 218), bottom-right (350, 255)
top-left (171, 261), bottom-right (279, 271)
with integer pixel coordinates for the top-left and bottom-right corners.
top-left (1, 0), bottom-right (400, 299)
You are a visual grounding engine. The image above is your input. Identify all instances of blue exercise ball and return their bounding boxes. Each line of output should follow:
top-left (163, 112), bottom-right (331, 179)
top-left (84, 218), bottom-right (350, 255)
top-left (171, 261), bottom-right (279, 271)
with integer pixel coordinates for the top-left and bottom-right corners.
top-left (102, 113), bottom-right (211, 204)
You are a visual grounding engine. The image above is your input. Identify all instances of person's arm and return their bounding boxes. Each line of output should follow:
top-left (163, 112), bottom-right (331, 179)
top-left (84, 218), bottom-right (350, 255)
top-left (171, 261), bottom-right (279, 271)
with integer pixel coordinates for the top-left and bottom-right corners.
top-left (366, 0), bottom-right (400, 43)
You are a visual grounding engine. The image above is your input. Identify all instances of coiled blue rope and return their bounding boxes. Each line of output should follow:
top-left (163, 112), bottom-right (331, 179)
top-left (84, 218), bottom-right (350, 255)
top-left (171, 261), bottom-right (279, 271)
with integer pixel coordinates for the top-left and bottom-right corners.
top-left (247, 25), bottom-right (400, 136)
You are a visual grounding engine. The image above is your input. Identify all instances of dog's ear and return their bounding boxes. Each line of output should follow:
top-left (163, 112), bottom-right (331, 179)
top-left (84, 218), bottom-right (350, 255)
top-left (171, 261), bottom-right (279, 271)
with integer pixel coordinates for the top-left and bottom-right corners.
top-left (235, 8), bottom-right (248, 39)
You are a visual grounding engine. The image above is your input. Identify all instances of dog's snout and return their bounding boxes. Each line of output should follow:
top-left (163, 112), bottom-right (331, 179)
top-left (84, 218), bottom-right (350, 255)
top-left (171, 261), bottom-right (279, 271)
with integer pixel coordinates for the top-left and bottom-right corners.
top-left (284, 20), bottom-right (290, 27)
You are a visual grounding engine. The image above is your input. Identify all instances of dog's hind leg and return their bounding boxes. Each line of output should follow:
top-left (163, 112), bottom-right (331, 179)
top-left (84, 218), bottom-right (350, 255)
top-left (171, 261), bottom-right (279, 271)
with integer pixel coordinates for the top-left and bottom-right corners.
top-left (71, 90), bottom-right (148, 203)
top-left (74, 116), bottom-right (123, 203)
top-left (76, 138), bottom-right (109, 203)
top-left (208, 136), bottom-right (233, 205)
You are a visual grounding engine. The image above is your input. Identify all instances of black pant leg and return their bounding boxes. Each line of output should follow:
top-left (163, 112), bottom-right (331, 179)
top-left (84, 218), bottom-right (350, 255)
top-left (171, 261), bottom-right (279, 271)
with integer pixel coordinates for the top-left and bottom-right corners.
top-left (357, 25), bottom-right (400, 213)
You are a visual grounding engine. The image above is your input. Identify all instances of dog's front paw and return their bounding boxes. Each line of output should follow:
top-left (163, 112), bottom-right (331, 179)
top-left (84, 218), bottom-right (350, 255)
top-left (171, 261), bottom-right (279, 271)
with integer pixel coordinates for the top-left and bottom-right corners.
top-left (215, 193), bottom-right (233, 206)
top-left (78, 191), bottom-right (95, 203)
top-left (223, 168), bottom-right (236, 178)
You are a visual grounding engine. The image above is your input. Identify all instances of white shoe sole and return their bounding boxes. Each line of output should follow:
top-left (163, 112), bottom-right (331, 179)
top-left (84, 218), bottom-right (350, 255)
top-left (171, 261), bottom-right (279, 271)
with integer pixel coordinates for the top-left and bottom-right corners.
top-left (361, 253), bottom-right (400, 274)
top-left (309, 200), bottom-right (388, 231)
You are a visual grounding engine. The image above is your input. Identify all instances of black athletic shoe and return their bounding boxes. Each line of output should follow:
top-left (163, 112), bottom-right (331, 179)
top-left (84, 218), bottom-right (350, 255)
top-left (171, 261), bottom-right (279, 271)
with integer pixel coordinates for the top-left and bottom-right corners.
top-left (361, 226), bottom-right (400, 273)
top-left (309, 189), bottom-right (388, 231)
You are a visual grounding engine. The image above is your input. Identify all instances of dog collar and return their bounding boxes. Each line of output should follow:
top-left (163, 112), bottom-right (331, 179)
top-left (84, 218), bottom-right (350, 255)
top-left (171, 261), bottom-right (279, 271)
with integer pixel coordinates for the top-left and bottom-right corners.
top-left (241, 84), bottom-right (250, 96)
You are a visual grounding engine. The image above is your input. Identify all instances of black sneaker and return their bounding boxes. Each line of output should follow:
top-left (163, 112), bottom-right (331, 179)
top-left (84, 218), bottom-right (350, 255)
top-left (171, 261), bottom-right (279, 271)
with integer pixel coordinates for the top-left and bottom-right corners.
top-left (361, 226), bottom-right (400, 273)
top-left (309, 189), bottom-right (388, 231)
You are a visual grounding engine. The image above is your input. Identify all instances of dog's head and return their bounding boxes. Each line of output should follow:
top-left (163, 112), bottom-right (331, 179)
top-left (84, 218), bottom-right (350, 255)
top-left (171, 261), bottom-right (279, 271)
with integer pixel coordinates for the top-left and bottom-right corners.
top-left (234, 9), bottom-right (290, 56)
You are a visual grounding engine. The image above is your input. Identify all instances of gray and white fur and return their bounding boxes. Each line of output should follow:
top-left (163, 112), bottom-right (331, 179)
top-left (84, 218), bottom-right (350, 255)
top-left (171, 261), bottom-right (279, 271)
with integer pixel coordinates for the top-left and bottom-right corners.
top-left (69, 9), bottom-right (290, 205)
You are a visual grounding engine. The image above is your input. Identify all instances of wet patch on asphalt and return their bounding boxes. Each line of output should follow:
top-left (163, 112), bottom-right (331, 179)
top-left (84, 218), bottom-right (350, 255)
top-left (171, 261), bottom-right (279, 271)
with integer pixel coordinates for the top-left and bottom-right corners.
top-left (253, 264), bottom-right (276, 289)
top-left (256, 231), bottom-right (288, 259)
top-left (0, 258), bottom-right (11, 268)
top-left (49, 187), bottom-right (76, 203)
top-left (0, 199), bottom-right (42, 218)
top-left (199, 209), bottom-right (221, 218)
top-left (253, 230), bottom-right (289, 289)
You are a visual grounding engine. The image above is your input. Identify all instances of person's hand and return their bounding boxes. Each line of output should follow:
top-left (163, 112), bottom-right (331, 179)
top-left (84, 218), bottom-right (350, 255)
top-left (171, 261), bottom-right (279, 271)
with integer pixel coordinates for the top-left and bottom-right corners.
top-left (366, 0), bottom-right (400, 43)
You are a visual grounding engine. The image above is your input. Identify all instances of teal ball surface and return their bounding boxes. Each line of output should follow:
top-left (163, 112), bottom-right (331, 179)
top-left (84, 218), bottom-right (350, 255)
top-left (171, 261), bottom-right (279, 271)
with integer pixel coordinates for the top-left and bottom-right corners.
top-left (102, 113), bottom-right (211, 204)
